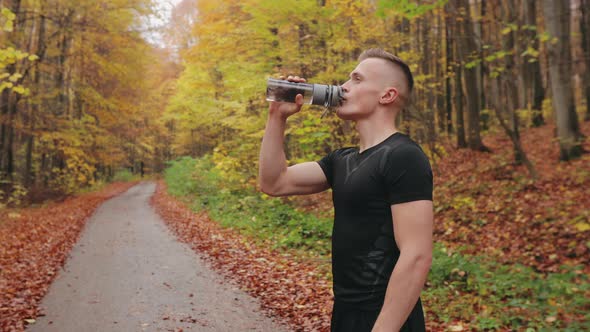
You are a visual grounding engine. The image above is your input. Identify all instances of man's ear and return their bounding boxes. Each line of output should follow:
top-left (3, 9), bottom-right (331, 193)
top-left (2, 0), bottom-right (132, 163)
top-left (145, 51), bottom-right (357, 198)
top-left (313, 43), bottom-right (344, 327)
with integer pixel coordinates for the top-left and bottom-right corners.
top-left (380, 87), bottom-right (399, 105)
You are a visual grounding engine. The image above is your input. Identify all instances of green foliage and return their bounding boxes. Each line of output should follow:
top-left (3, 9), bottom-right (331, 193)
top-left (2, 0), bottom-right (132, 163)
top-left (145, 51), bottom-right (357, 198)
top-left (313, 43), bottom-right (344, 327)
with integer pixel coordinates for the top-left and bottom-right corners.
top-left (376, 0), bottom-right (447, 18)
top-left (426, 244), bottom-right (590, 329)
top-left (1, 7), bottom-right (15, 31)
top-left (112, 169), bottom-right (140, 182)
top-left (164, 156), bottom-right (201, 197)
top-left (164, 156), bottom-right (332, 255)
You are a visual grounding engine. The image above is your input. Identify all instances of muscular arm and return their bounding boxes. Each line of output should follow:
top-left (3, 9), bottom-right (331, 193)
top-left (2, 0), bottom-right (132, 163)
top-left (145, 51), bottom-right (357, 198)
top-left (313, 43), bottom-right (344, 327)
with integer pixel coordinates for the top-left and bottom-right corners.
top-left (372, 200), bottom-right (433, 332)
top-left (258, 76), bottom-right (329, 196)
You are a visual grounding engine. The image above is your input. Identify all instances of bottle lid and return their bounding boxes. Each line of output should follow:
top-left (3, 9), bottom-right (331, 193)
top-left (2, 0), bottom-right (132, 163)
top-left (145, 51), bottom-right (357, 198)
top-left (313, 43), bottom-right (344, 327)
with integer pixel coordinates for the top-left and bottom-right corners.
top-left (312, 84), bottom-right (343, 107)
top-left (312, 84), bottom-right (327, 106)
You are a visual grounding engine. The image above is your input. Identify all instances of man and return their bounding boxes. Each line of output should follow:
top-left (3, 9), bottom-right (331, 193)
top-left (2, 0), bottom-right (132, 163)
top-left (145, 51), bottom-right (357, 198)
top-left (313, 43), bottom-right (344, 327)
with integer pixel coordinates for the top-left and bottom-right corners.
top-left (259, 48), bottom-right (433, 332)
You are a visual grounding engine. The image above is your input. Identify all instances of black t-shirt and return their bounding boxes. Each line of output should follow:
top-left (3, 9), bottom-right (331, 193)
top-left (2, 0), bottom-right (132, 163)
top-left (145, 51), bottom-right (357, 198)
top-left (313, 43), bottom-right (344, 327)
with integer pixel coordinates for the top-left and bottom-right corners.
top-left (317, 132), bottom-right (433, 312)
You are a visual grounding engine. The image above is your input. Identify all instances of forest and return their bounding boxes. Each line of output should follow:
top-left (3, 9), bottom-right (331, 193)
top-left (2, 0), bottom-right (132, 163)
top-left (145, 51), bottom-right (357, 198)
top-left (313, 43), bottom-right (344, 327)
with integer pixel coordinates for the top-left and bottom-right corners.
top-left (1, 0), bottom-right (589, 330)
top-left (1, 0), bottom-right (588, 198)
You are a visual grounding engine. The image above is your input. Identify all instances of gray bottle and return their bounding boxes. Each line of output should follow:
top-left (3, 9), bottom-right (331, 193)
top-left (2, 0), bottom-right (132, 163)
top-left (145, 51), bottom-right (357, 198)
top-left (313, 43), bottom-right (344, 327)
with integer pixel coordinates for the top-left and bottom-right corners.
top-left (266, 78), bottom-right (344, 107)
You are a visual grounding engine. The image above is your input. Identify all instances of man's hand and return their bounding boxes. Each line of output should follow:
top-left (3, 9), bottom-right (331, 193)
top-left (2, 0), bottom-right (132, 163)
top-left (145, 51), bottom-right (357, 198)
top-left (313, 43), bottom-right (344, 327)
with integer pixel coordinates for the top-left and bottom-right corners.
top-left (269, 75), bottom-right (306, 119)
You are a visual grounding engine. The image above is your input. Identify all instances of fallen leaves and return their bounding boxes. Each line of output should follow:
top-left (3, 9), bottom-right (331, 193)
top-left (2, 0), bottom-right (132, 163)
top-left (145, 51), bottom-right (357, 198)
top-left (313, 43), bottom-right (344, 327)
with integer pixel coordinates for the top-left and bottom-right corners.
top-left (431, 122), bottom-right (590, 274)
top-left (448, 324), bottom-right (464, 331)
top-left (0, 182), bottom-right (137, 331)
top-left (150, 181), bottom-right (333, 332)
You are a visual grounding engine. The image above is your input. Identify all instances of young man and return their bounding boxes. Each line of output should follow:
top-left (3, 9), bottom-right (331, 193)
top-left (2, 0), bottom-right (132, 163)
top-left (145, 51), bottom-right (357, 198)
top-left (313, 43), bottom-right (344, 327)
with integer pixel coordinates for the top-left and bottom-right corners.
top-left (259, 49), bottom-right (433, 332)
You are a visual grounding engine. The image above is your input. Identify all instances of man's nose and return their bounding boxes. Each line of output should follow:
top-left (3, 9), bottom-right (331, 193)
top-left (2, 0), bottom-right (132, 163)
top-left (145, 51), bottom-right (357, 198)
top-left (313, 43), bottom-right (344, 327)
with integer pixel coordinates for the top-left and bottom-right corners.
top-left (341, 81), bottom-right (350, 92)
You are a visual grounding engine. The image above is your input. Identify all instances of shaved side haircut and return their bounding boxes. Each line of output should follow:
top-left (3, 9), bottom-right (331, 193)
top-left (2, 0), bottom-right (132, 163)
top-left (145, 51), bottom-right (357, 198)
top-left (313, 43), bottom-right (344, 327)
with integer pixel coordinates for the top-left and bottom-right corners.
top-left (358, 48), bottom-right (414, 92)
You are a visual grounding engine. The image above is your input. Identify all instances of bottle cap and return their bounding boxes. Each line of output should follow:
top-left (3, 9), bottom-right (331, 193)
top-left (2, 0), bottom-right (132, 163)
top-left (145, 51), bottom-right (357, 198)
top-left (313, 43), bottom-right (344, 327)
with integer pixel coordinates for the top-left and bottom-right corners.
top-left (312, 84), bottom-right (328, 106)
top-left (312, 84), bottom-right (343, 107)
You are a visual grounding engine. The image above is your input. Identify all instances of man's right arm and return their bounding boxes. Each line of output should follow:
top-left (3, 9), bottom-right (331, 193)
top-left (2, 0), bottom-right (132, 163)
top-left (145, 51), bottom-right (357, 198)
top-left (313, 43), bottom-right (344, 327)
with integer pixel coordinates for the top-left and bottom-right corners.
top-left (259, 77), bottom-right (329, 197)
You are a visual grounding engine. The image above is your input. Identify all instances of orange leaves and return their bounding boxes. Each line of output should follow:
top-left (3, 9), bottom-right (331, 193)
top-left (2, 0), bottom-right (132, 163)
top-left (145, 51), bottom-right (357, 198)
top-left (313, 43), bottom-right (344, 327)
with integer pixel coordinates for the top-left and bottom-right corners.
top-left (0, 182), bottom-right (136, 331)
top-left (151, 181), bottom-right (333, 331)
top-left (430, 121), bottom-right (590, 275)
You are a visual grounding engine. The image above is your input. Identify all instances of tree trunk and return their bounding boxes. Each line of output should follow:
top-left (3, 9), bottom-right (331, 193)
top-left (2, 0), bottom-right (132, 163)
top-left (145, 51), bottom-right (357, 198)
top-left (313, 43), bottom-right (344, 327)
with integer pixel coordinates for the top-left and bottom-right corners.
top-left (0, 91), bottom-right (15, 180)
top-left (454, 32), bottom-right (466, 149)
top-left (490, 78), bottom-right (538, 179)
top-left (0, 0), bottom-right (22, 181)
top-left (0, 90), bottom-right (9, 179)
top-left (457, 0), bottom-right (487, 151)
top-left (580, 0), bottom-right (590, 121)
top-left (448, 1), bottom-right (466, 147)
top-left (474, 0), bottom-right (488, 130)
top-left (542, 0), bottom-right (583, 160)
top-left (445, 4), bottom-right (454, 134)
top-left (435, 11), bottom-right (446, 134)
top-left (24, 14), bottom-right (46, 188)
top-left (521, 0), bottom-right (545, 126)
top-left (420, 11), bottom-right (436, 148)
top-left (503, 0), bottom-right (523, 164)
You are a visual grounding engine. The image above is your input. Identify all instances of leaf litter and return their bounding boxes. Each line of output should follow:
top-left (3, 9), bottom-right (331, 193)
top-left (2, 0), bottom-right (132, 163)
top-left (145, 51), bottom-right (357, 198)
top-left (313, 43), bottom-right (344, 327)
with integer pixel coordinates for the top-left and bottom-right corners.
top-left (0, 182), bottom-right (137, 331)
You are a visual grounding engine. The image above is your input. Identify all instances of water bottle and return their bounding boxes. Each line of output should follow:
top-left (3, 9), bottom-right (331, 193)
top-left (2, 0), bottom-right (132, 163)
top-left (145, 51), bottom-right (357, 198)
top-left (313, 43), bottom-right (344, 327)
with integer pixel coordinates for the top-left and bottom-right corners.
top-left (266, 78), bottom-right (344, 107)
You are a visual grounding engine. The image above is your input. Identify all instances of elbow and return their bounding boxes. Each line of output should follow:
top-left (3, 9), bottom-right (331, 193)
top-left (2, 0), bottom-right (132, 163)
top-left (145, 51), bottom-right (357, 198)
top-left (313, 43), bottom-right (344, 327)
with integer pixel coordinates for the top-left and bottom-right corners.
top-left (416, 252), bottom-right (433, 275)
top-left (404, 250), bottom-right (432, 276)
top-left (259, 182), bottom-right (284, 197)
top-left (260, 186), bottom-right (280, 197)
top-left (258, 171), bottom-right (291, 197)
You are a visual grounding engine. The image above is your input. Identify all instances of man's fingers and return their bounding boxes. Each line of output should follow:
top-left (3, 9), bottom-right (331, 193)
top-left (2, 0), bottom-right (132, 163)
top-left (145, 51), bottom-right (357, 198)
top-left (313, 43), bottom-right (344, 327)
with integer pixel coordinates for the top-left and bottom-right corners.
top-left (283, 75), bottom-right (306, 83)
top-left (295, 94), bottom-right (304, 106)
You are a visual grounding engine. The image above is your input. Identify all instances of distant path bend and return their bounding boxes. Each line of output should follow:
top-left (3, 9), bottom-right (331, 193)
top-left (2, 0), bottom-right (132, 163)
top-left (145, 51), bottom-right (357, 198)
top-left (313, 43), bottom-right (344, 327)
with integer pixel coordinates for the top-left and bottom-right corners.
top-left (28, 182), bottom-right (288, 332)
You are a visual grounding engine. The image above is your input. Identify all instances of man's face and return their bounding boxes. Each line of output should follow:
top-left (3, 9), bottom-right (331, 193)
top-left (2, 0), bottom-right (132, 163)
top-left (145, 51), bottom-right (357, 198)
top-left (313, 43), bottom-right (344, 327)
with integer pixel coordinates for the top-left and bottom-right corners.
top-left (337, 58), bottom-right (389, 120)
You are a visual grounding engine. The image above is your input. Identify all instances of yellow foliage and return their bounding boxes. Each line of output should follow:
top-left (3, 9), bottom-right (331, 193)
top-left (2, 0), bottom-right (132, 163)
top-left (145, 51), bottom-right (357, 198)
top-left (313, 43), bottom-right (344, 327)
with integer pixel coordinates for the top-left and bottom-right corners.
top-left (166, 0), bottom-right (426, 182)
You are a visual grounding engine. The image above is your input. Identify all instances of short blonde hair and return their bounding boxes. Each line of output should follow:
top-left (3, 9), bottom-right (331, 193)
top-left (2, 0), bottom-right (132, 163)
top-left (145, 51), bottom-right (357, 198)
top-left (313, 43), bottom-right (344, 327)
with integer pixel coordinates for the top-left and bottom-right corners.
top-left (358, 48), bottom-right (414, 93)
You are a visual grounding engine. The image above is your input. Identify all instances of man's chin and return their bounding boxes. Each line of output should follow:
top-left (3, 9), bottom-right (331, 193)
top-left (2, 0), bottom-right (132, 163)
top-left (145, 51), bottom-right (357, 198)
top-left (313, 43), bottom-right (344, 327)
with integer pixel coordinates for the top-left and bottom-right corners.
top-left (335, 108), bottom-right (356, 120)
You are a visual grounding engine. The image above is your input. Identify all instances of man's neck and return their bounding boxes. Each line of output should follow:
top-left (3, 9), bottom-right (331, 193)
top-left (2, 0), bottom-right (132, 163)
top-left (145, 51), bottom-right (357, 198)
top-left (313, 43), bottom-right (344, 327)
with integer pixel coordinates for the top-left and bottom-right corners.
top-left (355, 117), bottom-right (398, 153)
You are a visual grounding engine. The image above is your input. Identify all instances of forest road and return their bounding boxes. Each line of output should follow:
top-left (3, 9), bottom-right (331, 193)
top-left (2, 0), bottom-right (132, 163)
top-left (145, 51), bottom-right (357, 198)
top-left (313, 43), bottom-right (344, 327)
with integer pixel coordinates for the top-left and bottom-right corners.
top-left (27, 181), bottom-right (288, 332)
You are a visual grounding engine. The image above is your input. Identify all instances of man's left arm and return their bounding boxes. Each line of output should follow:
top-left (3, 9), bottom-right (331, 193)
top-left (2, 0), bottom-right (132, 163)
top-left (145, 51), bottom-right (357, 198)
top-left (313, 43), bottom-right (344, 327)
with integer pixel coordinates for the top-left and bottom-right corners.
top-left (372, 200), bottom-right (433, 332)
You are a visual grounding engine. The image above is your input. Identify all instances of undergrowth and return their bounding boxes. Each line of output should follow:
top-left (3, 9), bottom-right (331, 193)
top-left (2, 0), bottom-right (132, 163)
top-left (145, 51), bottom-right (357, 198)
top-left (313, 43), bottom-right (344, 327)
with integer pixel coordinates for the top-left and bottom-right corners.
top-left (164, 156), bottom-right (332, 256)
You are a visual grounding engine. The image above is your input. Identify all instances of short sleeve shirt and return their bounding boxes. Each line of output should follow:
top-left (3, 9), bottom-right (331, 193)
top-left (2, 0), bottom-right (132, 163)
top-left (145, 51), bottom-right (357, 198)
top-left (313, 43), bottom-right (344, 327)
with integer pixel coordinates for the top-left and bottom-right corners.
top-left (317, 132), bottom-right (433, 310)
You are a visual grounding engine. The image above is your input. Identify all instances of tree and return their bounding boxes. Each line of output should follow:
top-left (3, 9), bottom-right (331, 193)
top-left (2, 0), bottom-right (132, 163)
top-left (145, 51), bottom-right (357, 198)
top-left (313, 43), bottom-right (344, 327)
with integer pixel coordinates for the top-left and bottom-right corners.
top-left (580, 0), bottom-right (590, 121)
top-left (542, 0), bottom-right (583, 160)
top-left (482, 0), bottom-right (537, 179)
top-left (520, 0), bottom-right (545, 126)
top-left (0, 0), bottom-right (164, 201)
top-left (456, 0), bottom-right (488, 151)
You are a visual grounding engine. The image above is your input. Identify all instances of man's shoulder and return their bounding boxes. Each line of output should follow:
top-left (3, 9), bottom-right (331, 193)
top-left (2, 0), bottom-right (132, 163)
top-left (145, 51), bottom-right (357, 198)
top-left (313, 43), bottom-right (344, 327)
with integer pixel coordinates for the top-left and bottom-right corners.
top-left (326, 146), bottom-right (357, 158)
top-left (384, 133), bottom-right (426, 156)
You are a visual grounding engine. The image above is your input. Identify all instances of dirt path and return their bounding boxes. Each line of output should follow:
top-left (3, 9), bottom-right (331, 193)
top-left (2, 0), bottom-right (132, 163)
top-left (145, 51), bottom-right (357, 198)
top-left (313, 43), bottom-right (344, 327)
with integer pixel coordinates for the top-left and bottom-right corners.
top-left (27, 182), bottom-right (288, 332)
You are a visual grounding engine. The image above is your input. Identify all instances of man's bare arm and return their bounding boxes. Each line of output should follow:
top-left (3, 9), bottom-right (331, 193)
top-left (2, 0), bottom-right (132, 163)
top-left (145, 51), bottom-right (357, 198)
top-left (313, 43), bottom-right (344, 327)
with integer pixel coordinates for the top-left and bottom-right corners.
top-left (258, 76), bottom-right (329, 197)
top-left (372, 200), bottom-right (433, 332)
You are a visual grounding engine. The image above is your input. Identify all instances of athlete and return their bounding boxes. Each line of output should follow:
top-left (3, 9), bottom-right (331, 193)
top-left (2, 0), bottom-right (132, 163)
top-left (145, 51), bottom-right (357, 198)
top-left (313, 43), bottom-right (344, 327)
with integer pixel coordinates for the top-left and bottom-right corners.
top-left (258, 48), bottom-right (433, 332)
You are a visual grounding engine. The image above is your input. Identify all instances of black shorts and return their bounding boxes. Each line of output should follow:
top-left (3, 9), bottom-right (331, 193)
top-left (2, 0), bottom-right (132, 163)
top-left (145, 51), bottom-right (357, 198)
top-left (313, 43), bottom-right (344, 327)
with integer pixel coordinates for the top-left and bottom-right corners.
top-left (330, 301), bottom-right (379, 332)
top-left (330, 299), bottom-right (426, 332)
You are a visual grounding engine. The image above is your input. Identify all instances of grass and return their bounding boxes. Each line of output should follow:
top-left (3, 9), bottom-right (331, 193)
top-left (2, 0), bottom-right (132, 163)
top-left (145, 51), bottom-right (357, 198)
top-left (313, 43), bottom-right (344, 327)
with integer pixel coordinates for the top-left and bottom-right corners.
top-left (111, 169), bottom-right (145, 182)
top-left (427, 245), bottom-right (589, 330)
top-left (74, 169), bottom-right (144, 197)
top-left (164, 156), bottom-right (332, 256)
top-left (163, 155), bottom-right (590, 330)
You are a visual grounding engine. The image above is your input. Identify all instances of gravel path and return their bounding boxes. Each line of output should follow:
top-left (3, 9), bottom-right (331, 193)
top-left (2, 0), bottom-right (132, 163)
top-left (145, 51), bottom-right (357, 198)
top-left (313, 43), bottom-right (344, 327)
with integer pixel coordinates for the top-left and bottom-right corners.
top-left (28, 182), bottom-right (288, 332)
